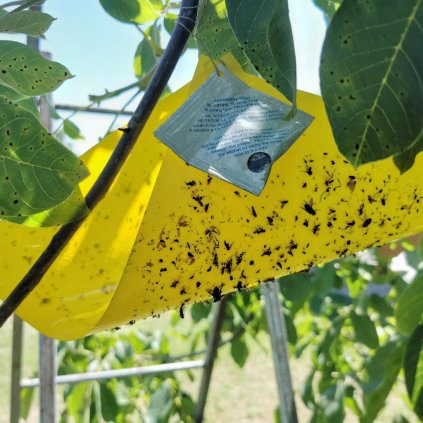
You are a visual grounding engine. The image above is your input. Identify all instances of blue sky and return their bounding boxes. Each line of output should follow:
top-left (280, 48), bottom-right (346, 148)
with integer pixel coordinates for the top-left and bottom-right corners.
top-left (36, 0), bottom-right (327, 152)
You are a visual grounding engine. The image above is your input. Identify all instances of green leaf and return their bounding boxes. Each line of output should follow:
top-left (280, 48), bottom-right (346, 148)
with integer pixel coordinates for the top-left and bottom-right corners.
top-left (403, 324), bottom-right (423, 420)
top-left (312, 0), bottom-right (342, 21)
top-left (20, 387), bottom-right (35, 420)
top-left (99, 0), bottom-right (159, 24)
top-left (350, 311), bottom-right (379, 349)
top-left (99, 383), bottom-right (119, 422)
top-left (369, 294), bottom-right (393, 316)
top-left (63, 119), bottom-right (84, 140)
top-left (279, 273), bottom-right (312, 305)
top-left (0, 40), bottom-right (72, 96)
top-left (312, 263), bottom-right (338, 297)
top-left (66, 382), bottom-right (92, 420)
top-left (190, 302), bottom-right (212, 322)
top-left (320, 382), bottom-right (346, 423)
top-left (5, 186), bottom-right (90, 227)
top-left (230, 336), bottom-right (249, 367)
top-left (226, 0), bottom-right (297, 105)
top-left (134, 38), bottom-right (156, 78)
top-left (393, 131), bottom-right (423, 173)
top-left (0, 10), bottom-right (54, 37)
top-left (395, 273), bottom-right (423, 335)
top-left (284, 313), bottom-right (298, 345)
top-left (300, 371), bottom-right (316, 410)
top-left (0, 83), bottom-right (38, 116)
top-left (146, 381), bottom-right (174, 423)
top-left (320, 0), bottom-right (423, 168)
top-left (360, 340), bottom-right (405, 423)
top-left (194, 0), bottom-right (250, 70)
top-left (0, 96), bottom-right (89, 218)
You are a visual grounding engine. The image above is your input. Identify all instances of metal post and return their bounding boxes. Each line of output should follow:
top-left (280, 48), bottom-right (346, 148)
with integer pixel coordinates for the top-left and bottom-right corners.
top-left (261, 282), bottom-right (298, 423)
top-left (38, 75), bottom-right (58, 423)
top-left (27, 8), bottom-right (59, 420)
top-left (195, 297), bottom-right (228, 423)
top-left (39, 335), bottom-right (57, 423)
top-left (10, 316), bottom-right (24, 423)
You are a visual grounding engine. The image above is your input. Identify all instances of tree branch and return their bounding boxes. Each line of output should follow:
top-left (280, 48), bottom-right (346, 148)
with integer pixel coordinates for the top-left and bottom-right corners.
top-left (0, 0), bottom-right (200, 328)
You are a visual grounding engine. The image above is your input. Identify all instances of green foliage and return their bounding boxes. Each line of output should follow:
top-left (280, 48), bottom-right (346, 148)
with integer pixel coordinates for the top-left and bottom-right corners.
top-left (226, 0), bottom-right (297, 105)
top-left (0, 83), bottom-right (38, 116)
top-left (230, 337), bottom-right (249, 367)
top-left (63, 119), bottom-right (84, 140)
top-left (395, 272), bottom-right (423, 335)
top-left (20, 386), bottom-right (35, 420)
top-left (55, 329), bottom-right (196, 422)
top-left (312, 0), bottom-right (342, 21)
top-left (0, 40), bottom-right (72, 96)
top-left (99, 0), bottom-right (162, 24)
top-left (194, 0), bottom-right (247, 66)
top-left (0, 96), bottom-right (89, 220)
top-left (404, 325), bottom-right (423, 420)
top-left (350, 311), bottom-right (379, 349)
top-left (6, 187), bottom-right (90, 227)
top-left (0, 7), bottom-right (89, 226)
top-left (320, 0), bottom-right (423, 170)
top-left (0, 9), bottom-right (54, 37)
top-left (134, 23), bottom-right (162, 78)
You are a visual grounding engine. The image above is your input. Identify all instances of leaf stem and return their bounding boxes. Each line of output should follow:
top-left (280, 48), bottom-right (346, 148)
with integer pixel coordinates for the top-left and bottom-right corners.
top-left (0, 0), bottom-right (200, 329)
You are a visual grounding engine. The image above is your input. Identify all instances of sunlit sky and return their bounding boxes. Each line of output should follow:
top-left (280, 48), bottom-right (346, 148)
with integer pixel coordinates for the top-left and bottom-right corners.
top-left (33, 0), bottom-right (327, 152)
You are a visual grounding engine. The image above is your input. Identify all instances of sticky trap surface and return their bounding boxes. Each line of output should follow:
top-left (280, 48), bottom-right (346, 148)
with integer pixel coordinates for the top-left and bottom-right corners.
top-left (1, 55), bottom-right (423, 339)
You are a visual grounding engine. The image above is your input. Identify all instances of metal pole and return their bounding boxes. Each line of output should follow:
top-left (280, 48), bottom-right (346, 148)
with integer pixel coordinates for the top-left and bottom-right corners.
top-left (261, 282), bottom-right (298, 423)
top-left (10, 316), bottom-right (23, 423)
top-left (28, 8), bottom-right (59, 419)
top-left (39, 79), bottom-right (58, 423)
top-left (21, 360), bottom-right (205, 388)
top-left (195, 297), bottom-right (228, 423)
top-left (39, 335), bottom-right (57, 423)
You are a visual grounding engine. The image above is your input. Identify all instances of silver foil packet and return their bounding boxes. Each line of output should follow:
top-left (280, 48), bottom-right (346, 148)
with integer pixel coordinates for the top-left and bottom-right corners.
top-left (155, 67), bottom-right (314, 195)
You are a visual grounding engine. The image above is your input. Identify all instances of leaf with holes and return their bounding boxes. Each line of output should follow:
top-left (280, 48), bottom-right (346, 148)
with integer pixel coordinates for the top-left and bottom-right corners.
top-left (0, 96), bottom-right (89, 219)
top-left (99, 0), bottom-right (159, 24)
top-left (226, 0), bottom-right (297, 105)
top-left (0, 40), bottom-right (72, 96)
top-left (6, 187), bottom-right (90, 227)
top-left (320, 0), bottom-right (423, 168)
top-left (194, 0), bottom-right (251, 70)
top-left (0, 10), bottom-right (54, 37)
top-left (0, 83), bottom-right (38, 116)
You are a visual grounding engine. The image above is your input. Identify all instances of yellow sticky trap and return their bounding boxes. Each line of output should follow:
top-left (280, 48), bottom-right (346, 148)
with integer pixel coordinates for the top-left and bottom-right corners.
top-left (1, 55), bottom-right (423, 339)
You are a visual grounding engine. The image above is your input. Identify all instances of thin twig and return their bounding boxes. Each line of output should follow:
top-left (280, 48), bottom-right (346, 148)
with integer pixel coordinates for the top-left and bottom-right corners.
top-left (89, 64), bottom-right (158, 104)
top-left (106, 89), bottom-right (141, 134)
top-left (55, 104), bottom-right (134, 116)
top-left (0, 0), bottom-right (199, 328)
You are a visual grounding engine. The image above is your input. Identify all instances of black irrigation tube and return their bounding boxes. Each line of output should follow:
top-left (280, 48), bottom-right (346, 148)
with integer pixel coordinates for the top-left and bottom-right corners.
top-left (0, 0), bottom-right (200, 327)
